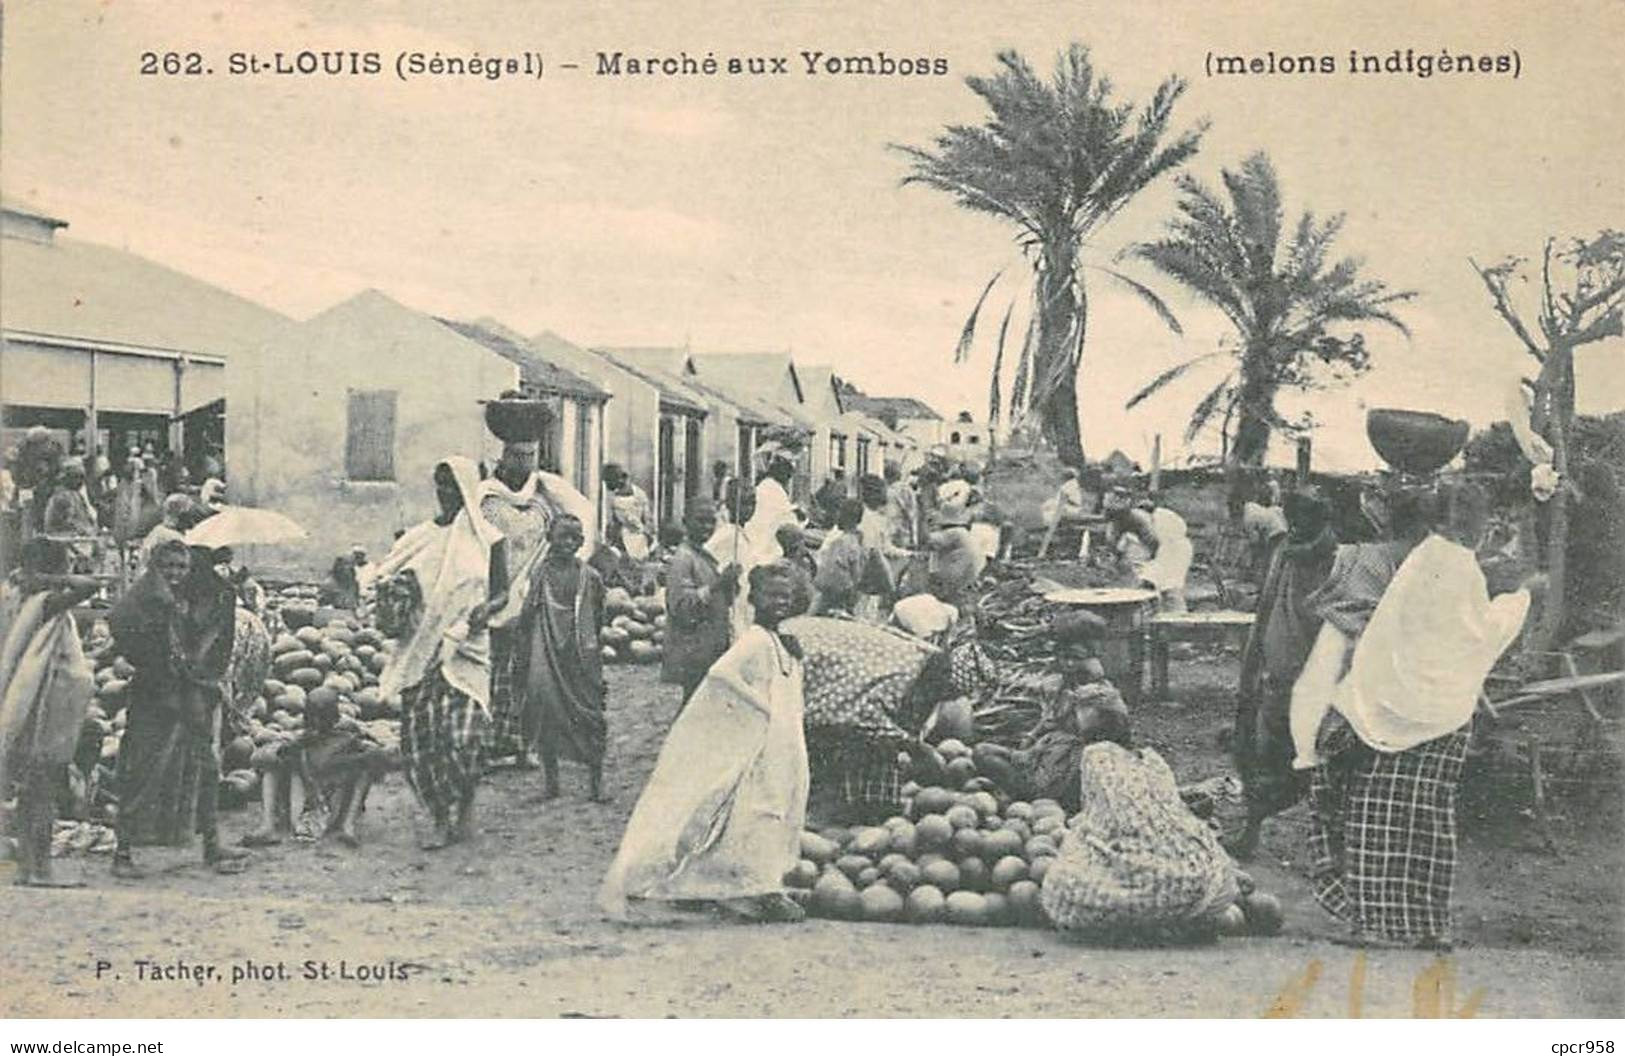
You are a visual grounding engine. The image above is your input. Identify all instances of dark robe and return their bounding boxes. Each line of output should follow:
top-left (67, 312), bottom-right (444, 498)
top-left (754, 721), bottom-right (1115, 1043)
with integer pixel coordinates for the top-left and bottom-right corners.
top-left (517, 556), bottom-right (606, 764)
top-left (110, 564), bottom-right (235, 846)
top-left (661, 542), bottom-right (730, 694)
top-left (1233, 527), bottom-right (1337, 817)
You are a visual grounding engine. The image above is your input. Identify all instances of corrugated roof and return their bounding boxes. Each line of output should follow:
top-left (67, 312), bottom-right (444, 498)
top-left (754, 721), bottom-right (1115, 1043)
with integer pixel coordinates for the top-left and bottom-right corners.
top-left (1, 228), bottom-right (293, 356)
top-left (590, 347), bottom-right (708, 415)
top-left (437, 318), bottom-right (608, 401)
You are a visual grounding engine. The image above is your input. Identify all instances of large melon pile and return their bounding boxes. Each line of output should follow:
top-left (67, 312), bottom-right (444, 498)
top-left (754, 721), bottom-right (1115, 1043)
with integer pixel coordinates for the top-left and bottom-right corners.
top-left (788, 786), bottom-right (1067, 927)
top-left (600, 587), bottom-right (666, 666)
top-left (82, 587), bottom-right (398, 812)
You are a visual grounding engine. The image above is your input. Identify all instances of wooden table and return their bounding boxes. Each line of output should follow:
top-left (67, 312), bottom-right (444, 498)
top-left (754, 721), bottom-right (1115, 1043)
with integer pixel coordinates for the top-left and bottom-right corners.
top-left (1043, 587), bottom-right (1158, 705)
top-left (1147, 610), bottom-right (1256, 698)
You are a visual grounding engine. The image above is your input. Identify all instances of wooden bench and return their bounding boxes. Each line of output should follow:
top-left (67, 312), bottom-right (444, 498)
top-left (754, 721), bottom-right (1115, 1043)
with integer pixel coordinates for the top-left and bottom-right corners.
top-left (1146, 610), bottom-right (1255, 698)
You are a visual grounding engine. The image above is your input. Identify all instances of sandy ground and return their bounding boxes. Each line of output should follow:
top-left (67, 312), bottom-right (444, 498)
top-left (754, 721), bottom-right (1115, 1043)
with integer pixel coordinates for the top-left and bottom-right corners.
top-left (2, 660), bottom-right (1620, 1019)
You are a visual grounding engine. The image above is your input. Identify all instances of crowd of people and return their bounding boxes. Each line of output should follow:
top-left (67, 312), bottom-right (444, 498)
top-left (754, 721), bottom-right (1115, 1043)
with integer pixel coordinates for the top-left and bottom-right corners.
top-left (0, 424), bottom-right (1542, 952)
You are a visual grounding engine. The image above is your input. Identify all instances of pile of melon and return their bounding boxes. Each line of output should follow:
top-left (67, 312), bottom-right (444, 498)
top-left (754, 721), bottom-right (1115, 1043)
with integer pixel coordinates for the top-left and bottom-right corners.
top-left (788, 788), bottom-right (1068, 927)
top-left (267, 583), bottom-right (324, 630)
top-left (226, 620), bottom-right (395, 772)
top-left (786, 773), bottom-right (1286, 936)
top-left (600, 587), bottom-right (666, 665)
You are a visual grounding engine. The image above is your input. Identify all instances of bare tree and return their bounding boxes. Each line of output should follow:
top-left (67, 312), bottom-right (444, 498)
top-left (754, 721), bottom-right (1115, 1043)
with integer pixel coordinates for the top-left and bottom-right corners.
top-left (1472, 230), bottom-right (1625, 647)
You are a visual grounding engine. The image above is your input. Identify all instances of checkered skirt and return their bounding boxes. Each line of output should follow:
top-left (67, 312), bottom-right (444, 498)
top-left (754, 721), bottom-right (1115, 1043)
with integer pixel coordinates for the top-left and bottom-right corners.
top-left (1308, 723), bottom-right (1471, 945)
top-left (400, 664), bottom-right (487, 827)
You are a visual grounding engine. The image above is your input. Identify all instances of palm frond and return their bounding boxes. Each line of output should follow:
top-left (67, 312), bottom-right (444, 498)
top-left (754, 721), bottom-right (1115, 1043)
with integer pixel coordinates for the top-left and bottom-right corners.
top-left (954, 272), bottom-right (1003, 364)
top-left (1184, 377), bottom-right (1237, 445)
top-left (1092, 265), bottom-right (1183, 335)
top-left (988, 301), bottom-right (1015, 428)
top-left (1124, 350), bottom-right (1227, 409)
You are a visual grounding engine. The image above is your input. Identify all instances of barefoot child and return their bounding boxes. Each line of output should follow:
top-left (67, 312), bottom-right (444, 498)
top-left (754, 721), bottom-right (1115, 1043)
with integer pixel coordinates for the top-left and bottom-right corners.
top-left (243, 695), bottom-right (395, 848)
top-left (518, 514), bottom-right (609, 802)
top-left (0, 539), bottom-right (99, 886)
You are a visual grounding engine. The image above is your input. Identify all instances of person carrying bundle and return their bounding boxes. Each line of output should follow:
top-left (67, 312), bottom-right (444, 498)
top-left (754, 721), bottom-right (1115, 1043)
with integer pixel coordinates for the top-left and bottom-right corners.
top-left (0, 539), bottom-right (100, 886)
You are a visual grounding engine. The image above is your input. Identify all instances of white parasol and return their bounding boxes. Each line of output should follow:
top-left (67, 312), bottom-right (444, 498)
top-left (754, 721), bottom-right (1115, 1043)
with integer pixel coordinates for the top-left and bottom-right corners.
top-left (183, 505), bottom-right (308, 548)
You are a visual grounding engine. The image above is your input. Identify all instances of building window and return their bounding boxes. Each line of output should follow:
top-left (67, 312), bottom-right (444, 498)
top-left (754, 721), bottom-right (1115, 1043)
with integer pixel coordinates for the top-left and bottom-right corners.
top-left (950, 431), bottom-right (961, 444)
top-left (968, 435), bottom-right (980, 445)
top-left (345, 389), bottom-right (397, 481)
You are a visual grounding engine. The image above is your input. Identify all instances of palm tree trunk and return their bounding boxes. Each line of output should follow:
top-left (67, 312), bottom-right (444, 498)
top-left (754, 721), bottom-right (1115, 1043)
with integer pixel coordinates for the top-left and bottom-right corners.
top-left (1036, 243), bottom-right (1086, 467)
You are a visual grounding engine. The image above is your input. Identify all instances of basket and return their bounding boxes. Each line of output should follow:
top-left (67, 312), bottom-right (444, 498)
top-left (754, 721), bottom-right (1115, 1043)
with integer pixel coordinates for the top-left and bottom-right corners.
top-left (482, 398), bottom-right (553, 443)
top-left (1366, 408), bottom-right (1470, 476)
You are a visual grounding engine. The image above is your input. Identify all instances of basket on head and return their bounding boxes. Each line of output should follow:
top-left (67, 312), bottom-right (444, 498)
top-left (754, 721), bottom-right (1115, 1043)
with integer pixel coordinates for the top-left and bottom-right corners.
top-left (482, 398), bottom-right (553, 444)
top-left (1366, 408), bottom-right (1469, 477)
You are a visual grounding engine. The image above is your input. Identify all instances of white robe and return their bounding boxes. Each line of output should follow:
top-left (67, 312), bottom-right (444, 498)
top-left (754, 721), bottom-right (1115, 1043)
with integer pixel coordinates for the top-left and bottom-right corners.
top-left (599, 625), bottom-right (807, 916)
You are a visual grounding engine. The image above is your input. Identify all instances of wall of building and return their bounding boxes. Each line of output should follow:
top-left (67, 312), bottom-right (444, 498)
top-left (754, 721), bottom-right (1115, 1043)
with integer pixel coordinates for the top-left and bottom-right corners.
top-left (225, 294), bottom-right (514, 577)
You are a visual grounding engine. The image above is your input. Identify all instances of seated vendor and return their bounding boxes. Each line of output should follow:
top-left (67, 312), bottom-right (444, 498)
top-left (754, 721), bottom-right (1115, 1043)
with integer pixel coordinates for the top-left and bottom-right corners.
top-left (243, 695), bottom-right (396, 848)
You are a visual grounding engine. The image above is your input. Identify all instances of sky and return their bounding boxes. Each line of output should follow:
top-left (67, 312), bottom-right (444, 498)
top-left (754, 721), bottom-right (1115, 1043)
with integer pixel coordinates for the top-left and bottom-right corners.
top-left (3, 0), bottom-right (1622, 470)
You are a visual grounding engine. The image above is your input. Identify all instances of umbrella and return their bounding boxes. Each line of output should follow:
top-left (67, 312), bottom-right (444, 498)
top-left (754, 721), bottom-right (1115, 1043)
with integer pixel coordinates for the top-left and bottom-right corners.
top-left (183, 505), bottom-right (308, 548)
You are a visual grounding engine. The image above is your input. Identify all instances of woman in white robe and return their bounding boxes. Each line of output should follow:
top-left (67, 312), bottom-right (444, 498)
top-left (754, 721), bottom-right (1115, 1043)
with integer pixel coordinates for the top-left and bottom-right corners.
top-left (599, 562), bottom-right (809, 923)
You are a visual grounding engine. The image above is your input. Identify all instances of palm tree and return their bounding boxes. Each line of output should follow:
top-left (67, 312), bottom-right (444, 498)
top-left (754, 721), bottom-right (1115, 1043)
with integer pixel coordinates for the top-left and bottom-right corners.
top-left (1127, 152), bottom-right (1416, 464)
top-left (896, 44), bottom-right (1206, 466)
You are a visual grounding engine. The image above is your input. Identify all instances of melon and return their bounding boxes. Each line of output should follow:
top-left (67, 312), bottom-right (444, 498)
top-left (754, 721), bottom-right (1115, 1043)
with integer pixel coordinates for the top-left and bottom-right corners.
top-left (999, 817), bottom-right (1032, 844)
top-left (1004, 801), bottom-right (1034, 822)
top-left (307, 686), bottom-right (340, 711)
top-left (311, 652), bottom-right (333, 673)
top-left (261, 678), bottom-right (287, 699)
top-left (799, 831), bottom-right (839, 865)
top-left (112, 657), bottom-right (136, 679)
top-left (945, 757), bottom-right (978, 785)
top-left (981, 828), bottom-right (1024, 862)
top-left (856, 867), bottom-right (882, 889)
top-left (933, 698), bottom-right (976, 744)
top-left (270, 634), bottom-right (302, 656)
top-left (936, 738), bottom-right (971, 760)
top-left (273, 649), bottom-right (315, 676)
top-left (1024, 836), bottom-right (1059, 861)
top-left (625, 621), bottom-right (654, 642)
top-left (324, 626), bottom-right (356, 646)
top-left (850, 827), bottom-right (891, 857)
top-left (957, 857), bottom-right (990, 893)
top-left (981, 892), bottom-right (1012, 927)
top-left (601, 626), bottom-right (630, 647)
top-left (884, 859), bottom-right (922, 892)
top-left (279, 684), bottom-right (307, 708)
top-left (1241, 892), bottom-right (1284, 936)
top-left (604, 587), bottom-right (637, 617)
top-left (97, 678), bottom-right (128, 700)
top-left (812, 870), bottom-right (861, 920)
top-left (905, 885), bottom-right (947, 923)
top-left (966, 791), bottom-right (999, 818)
top-left (887, 821), bottom-right (917, 857)
top-left (951, 827), bottom-right (984, 860)
top-left (920, 859), bottom-right (960, 892)
top-left (859, 884), bottom-right (905, 923)
top-left (224, 735), bottom-right (254, 770)
top-left (881, 814), bottom-right (911, 833)
top-left (294, 627), bottom-right (324, 648)
top-left (990, 855), bottom-right (1028, 890)
top-left (1006, 880), bottom-right (1043, 925)
top-left (915, 814), bottom-right (953, 852)
top-left (628, 641), bottom-right (660, 664)
top-left (274, 692), bottom-right (305, 715)
top-left (912, 787), bottom-right (958, 817)
top-left (355, 644), bottom-right (378, 663)
top-left (287, 667), bottom-right (324, 690)
top-left (944, 891), bottom-right (989, 926)
top-left (900, 781), bottom-right (921, 799)
top-left (600, 645), bottom-right (618, 661)
top-left (1028, 857), bottom-right (1054, 885)
top-left (1214, 903), bottom-right (1249, 936)
top-left (834, 855), bottom-right (873, 882)
top-left (945, 804), bottom-right (979, 831)
top-left (1030, 814), bottom-right (1064, 837)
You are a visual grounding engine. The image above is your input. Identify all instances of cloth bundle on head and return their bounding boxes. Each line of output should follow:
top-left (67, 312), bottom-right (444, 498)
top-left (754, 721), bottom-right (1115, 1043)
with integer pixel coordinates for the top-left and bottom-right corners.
top-left (937, 479), bottom-right (972, 509)
top-left (891, 594), bottom-right (958, 639)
